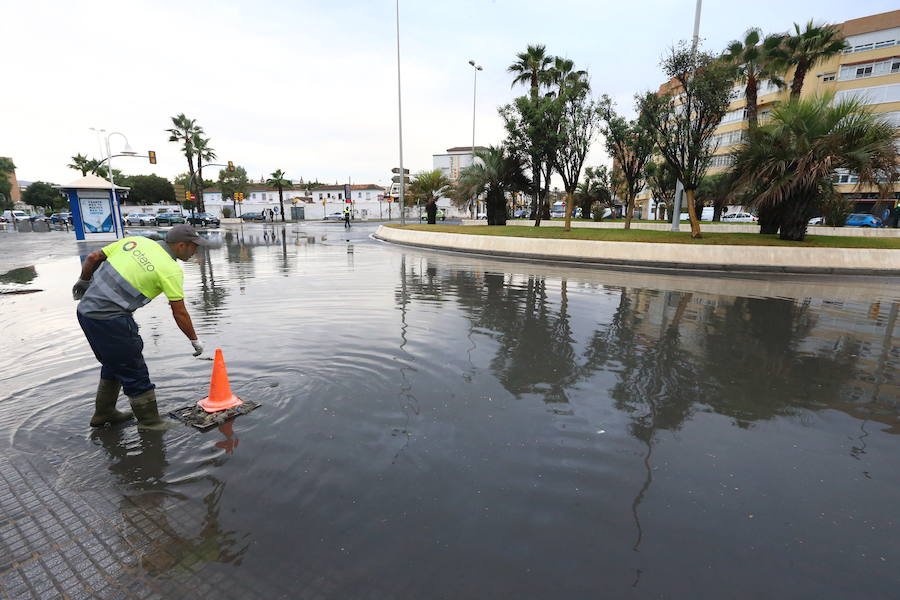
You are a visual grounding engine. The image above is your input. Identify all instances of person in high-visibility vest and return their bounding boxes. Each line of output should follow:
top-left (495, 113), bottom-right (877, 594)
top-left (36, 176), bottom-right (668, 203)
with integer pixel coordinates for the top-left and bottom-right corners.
top-left (343, 205), bottom-right (351, 229)
top-left (72, 225), bottom-right (209, 430)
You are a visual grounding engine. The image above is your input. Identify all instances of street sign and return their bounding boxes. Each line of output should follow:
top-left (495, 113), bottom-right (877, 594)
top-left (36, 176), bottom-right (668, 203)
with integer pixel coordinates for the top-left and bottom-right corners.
top-left (391, 175), bottom-right (410, 183)
top-left (391, 168), bottom-right (410, 174)
top-left (344, 184), bottom-right (351, 202)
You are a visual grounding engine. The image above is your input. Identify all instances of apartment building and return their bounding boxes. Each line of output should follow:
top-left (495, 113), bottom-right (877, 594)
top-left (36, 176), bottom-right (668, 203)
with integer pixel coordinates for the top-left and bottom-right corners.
top-left (637, 9), bottom-right (900, 218)
top-left (433, 146), bottom-right (488, 182)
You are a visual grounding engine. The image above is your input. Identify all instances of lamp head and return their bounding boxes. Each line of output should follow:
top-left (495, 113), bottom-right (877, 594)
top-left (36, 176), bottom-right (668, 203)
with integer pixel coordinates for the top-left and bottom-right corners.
top-left (468, 59), bottom-right (475, 66)
top-left (121, 142), bottom-right (137, 155)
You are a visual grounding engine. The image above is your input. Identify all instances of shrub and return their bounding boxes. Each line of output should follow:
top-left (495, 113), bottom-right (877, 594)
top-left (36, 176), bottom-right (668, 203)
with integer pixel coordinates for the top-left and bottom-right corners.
top-left (222, 207), bottom-right (233, 218)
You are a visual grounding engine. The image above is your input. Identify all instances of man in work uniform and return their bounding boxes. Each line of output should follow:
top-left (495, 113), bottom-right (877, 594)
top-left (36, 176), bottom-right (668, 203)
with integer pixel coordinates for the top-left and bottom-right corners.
top-left (343, 205), bottom-right (351, 229)
top-left (73, 225), bottom-right (208, 430)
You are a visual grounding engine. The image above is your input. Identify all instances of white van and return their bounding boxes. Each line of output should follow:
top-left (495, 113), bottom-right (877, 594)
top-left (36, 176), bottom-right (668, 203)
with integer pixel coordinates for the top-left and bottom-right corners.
top-left (2, 210), bottom-right (30, 222)
top-left (679, 207), bottom-right (716, 221)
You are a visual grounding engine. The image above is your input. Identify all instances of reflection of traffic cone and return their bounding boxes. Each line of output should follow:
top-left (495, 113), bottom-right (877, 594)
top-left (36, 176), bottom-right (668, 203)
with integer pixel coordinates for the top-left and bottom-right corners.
top-left (198, 349), bottom-right (243, 413)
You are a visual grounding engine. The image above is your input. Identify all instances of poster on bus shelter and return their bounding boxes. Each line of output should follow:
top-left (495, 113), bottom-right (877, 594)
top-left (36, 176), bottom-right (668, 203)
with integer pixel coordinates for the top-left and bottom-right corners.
top-left (79, 196), bottom-right (113, 233)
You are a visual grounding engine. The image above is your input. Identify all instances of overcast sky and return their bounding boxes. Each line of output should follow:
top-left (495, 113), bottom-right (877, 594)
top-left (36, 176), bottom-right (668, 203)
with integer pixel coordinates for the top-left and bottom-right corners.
top-left (2, 0), bottom-right (895, 188)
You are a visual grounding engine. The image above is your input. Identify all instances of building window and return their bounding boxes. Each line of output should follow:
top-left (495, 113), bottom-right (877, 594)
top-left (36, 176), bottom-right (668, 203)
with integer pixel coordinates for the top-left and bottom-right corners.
top-left (856, 65), bottom-right (873, 78)
top-left (822, 72), bottom-right (836, 82)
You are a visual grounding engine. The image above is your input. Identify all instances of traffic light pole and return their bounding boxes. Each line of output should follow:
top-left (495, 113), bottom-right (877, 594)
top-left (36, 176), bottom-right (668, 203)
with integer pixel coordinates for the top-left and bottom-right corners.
top-left (395, 0), bottom-right (405, 225)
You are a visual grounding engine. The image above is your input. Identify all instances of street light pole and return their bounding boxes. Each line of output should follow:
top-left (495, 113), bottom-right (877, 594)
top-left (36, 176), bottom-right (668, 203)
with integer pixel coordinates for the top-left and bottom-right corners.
top-left (670, 0), bottom-right (702, 232)
top-left (396, 0), bottom-right (405, 225)
top-left (468, 59), bottom-right (482, 219)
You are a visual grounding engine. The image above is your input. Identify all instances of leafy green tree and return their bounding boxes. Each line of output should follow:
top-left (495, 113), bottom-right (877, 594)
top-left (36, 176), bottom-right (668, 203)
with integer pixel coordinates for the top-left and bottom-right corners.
top-left (638, 43), bottom-right (734, 238)
top-left (218, 166), bottom-right (250, 215)
top-left (722, 29), bottom-right (785, 130)
top-left (410, 169), bottom-right (452, 224)
top-left (266, 169), bottom-right (292, 222)
top-left (22, 182), bottom-right (66, 211)
top-left (500, 93), bottom-right (561, 226)
top-left (507, 44), bottom-right (555, 218)
top-left (128, 175), bottom-right (175, 205)
top-left (731, 94), bottom-right (899, 241)
top-left (598, 95), bottom-right (655, 230)
top-left (0, 157), bottom-right (15, 210)
top-left (455, 146), bottom-right (530, 226)
top-left (644, 161), bottom-right (677, 220)
top-left (553, 83), bottom-right (600, 231)
top-left (777, 21), bottom-right (848, 99)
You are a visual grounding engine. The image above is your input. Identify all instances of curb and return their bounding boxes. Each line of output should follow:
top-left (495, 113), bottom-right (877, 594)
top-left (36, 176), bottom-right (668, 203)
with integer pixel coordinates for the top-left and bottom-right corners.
top-left (373, 226), bottom-right (900, 277)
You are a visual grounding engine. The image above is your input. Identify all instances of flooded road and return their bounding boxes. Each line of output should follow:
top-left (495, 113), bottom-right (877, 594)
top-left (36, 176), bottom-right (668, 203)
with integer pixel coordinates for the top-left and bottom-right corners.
top-left (1, 222), bottom-right (898, 598)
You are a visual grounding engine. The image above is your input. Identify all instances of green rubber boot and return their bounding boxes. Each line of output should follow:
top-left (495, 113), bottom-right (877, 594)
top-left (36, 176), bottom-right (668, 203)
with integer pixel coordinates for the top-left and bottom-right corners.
top-left (128, 389), bottom-right (178, 431)
top-left (90, 379), bottom-right (134, 427)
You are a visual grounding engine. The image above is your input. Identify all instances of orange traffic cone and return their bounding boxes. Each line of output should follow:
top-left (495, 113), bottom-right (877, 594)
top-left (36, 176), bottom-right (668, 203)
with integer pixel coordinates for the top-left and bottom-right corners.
top-left (198, 349), bottom-right (243, 413)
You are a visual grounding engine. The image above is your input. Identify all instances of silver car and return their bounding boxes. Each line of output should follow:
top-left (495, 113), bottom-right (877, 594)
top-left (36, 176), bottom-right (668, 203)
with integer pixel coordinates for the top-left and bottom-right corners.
top-left (125, 213), bottom-right (157, 226)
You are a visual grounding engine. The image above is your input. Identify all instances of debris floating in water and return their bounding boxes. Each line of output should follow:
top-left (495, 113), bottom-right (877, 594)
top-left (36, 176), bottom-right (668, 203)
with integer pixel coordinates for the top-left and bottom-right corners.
top-left (169, 401), bottom-right (261, 431)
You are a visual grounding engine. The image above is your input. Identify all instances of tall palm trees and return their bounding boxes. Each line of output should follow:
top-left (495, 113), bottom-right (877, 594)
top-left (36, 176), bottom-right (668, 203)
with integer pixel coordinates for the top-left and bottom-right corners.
top-left (508, 45), bottom-right (554, 219)
top-left (778, 21), bottom-right (848, 98)
top-left (456, 146), bottom-right (529, 226)
top-left (732, 94), bottom-right (899, 241)
top-left (193, 134), bottom-right (216, 212)
top-left (723, 28), bottom-right (784, 130)
top-left (266, 169), bottom-right (292, 222)
top-left (508, 44), bottom-right (553, 99)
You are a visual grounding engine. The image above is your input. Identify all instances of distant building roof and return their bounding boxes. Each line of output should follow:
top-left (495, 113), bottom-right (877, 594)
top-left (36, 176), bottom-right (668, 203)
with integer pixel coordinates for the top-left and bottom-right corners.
top-left (444, 146), bottom-right (488, 153)
top-left (310, 184), bottom-right (386, 191)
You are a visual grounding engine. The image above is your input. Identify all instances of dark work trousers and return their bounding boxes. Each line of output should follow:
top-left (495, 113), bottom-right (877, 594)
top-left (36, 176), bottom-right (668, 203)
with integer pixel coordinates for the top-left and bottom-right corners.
top-left (77, 312), bottom-right (155, 397)
top-left (344, 215), bottom-right (351, 228)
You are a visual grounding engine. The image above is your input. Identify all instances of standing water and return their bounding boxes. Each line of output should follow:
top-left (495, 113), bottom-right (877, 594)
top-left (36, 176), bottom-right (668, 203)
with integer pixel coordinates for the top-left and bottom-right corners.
top-left (1, 223), bottom-right (898, 599)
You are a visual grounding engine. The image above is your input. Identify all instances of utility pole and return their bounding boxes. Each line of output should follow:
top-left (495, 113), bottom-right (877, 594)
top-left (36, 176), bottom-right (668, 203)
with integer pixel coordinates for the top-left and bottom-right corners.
top-left (396, 0), bottom-right (405, 225)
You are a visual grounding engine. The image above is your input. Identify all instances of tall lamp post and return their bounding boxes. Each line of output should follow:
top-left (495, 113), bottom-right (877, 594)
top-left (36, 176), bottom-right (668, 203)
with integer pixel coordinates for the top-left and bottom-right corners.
top-left (671, 0), bottom-right (702, 231)
top-left (395, 0), bottom-right (405, 225)
top-left (468, 59), bottom-right (482, 219)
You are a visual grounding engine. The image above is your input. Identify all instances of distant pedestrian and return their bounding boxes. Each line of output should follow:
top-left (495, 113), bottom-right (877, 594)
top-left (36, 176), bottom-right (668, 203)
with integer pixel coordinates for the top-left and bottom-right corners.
top-left (343, 205), bottom-right (352, 229)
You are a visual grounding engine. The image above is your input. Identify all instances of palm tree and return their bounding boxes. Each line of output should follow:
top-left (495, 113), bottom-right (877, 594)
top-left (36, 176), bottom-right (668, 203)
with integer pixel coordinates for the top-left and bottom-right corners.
top-left (777, 21), bottom-right (848, 99)
top-left (167, 113), bottom-right (202, 198)
top-left (508, 45), bottom-right (554, 219)
top-left (193, 134), bottom-right (216, 212)
top-left (507, 44), bottom-right (553, 98)
top-left (731, 94), bottom-right (899, 241)
top-left (455, 146), bottom-right (530, 226)
top-left (266, 169), bottom-right (292, 222)
top-left (548, 56), bottom-right (589, 96)
top-left (722, 29), bottom-right (785, 130)
top-left (68, 154), bottom-right (94, 176)
top-left (410, 169), bottom-right (452, 224)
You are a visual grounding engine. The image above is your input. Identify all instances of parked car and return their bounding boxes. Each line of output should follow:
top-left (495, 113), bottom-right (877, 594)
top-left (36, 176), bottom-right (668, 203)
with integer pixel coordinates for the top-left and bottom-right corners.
top-left (240, 212), bottom-right (266, 221)
top-left (721, 212), bottom-right (758, 223)
top-left (49, 212), bottom-right (73, 224)
top-left (476, 212), bottom-right (487, 220)
top-left (2, 210), bottom-right (30, 222)
top-left (845, 213), bottom-right (883, 228)
top-left (188, 212), bottom-right (220, 227)
top-left (808, 216), bottom-right (824, 225)
top-left (324, 212), bottom-right (346, 221)
top-left (155, 213), bottom-right (185, 225)
top-left (420, 209), bottom-right (445, 221)
top-left (125, 213), bottom-right (157, 226)
top-left (513, 209), bottom-right (529, 218)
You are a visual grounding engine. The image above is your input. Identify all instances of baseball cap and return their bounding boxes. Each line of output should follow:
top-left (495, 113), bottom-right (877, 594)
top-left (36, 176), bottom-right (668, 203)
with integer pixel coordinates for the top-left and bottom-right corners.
top-left (166, 224), bottom-right (210, 246)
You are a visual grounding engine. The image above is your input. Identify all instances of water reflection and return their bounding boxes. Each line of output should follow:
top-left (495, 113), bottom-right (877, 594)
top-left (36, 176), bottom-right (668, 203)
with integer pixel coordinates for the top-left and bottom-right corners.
top-left (92, 427), bottom-right (250, 577)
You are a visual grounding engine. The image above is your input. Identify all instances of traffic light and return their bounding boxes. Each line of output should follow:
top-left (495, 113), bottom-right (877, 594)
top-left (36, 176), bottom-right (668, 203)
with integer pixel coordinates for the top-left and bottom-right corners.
top-left (148, 150), bottom-right (157, 164)
top-left (184, 191), bottom-right (191, 202)
top-left (227, 161), bottom-right (235, 172)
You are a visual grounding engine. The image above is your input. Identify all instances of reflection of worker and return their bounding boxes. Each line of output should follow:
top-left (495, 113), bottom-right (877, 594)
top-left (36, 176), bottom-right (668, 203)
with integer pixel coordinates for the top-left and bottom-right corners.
top-left (73, 225), bottom-right (209, 430)
top-left (343, 205), bottom-right (351, 229)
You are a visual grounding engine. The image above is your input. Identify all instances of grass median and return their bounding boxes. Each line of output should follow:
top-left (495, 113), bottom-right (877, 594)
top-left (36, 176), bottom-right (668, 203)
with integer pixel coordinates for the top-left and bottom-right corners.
top-left (389, 224), bottom-right (900, 249)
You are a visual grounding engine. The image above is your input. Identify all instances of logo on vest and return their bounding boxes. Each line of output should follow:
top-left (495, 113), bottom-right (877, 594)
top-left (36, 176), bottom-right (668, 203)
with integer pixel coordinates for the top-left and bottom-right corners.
top-left (125, 241), bottom-right (156, 272)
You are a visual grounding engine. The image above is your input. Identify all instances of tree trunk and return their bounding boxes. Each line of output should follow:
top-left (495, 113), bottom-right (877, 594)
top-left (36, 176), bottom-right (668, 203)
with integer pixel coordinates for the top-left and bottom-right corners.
top-left (758, 203), bottom-right (781, 234)
top-left (778, 192), bottom-right (815, 241)
top-left (279, 188), bottom-right (285, 222)
top-left (685, 188), bottom-right (702, 238)
top-left (426, 199), bottom-right (437, 224)
top-left (745, 76), bottom-right (758, 130)
top-left (563, 193), bottom-right (573, 231)
top-left (790, 60), bottom-right (809, 99)
top-left (624, 193), bottom-right (634, 230)
top-left (531, 157), bottom-right (541, 220)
